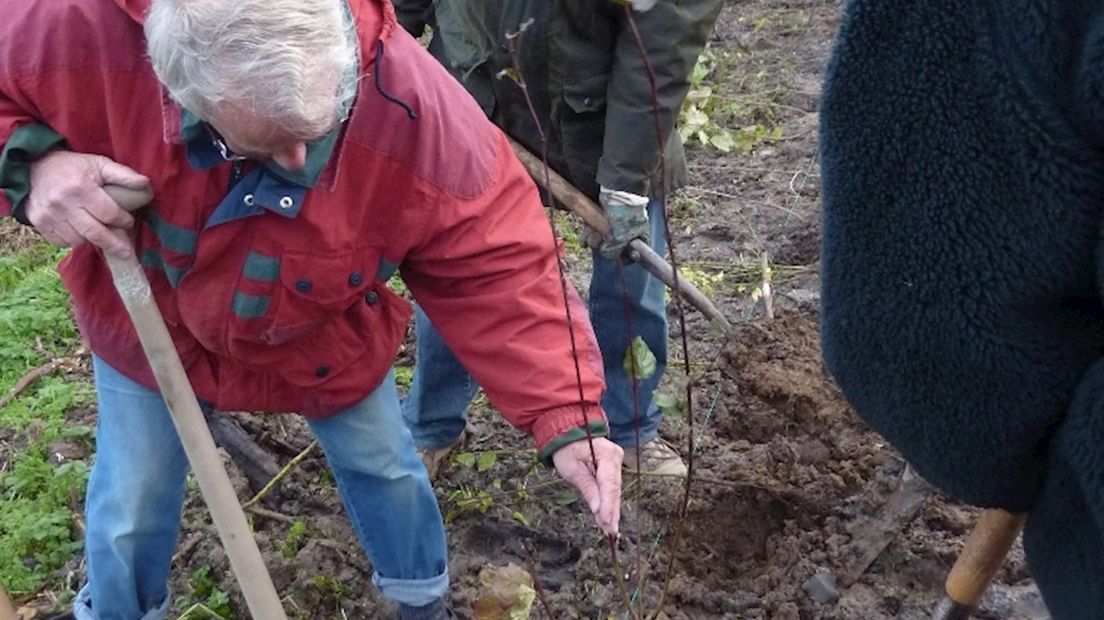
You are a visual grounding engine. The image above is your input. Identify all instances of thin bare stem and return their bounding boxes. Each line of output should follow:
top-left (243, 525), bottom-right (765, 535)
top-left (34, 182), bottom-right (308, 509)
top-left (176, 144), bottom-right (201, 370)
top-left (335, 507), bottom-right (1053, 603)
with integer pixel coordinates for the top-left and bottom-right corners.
top-left (621, 7), bottom-right (698, 619)
top-left (504, 24), bottom-right (599, 466)
top-left (617, 262), bottom-right (645, 615)
top-left (503, 26), bottom-right (638, 619)
top-left (242, 440), bottom-right (317, 509)
top-left (522, 541), bottom-right (559, 620)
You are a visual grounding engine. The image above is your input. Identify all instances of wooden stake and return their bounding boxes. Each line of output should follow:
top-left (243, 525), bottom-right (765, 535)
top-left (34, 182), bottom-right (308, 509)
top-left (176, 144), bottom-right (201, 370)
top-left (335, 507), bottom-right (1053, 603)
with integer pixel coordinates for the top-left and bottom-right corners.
top-left (760, 251), bottom-right (773, 320)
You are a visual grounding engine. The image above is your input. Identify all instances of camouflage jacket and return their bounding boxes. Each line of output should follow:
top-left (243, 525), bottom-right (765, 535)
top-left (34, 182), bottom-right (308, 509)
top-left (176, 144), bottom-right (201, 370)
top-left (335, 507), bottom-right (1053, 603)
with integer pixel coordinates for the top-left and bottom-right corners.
top-left (395, 0), bottom-right (722, 201)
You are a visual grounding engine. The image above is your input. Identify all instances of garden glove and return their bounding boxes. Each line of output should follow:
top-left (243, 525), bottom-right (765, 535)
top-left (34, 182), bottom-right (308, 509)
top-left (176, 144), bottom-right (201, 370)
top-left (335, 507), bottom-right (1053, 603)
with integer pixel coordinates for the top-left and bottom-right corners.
top-left (597, 186), bottom-right (650, 261)
top-left (628, 0), bottom-right (658, 11)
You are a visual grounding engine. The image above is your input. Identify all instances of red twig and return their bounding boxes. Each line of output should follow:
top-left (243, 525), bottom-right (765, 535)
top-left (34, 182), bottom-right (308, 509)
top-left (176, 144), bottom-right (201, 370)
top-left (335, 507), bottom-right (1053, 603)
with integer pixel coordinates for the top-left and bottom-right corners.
top-left (504, 22), bottom-right (639, 620)
top-left (622, 6), bottom-right (698, 619)
top-left (521, 541), bottom-right (558, 620)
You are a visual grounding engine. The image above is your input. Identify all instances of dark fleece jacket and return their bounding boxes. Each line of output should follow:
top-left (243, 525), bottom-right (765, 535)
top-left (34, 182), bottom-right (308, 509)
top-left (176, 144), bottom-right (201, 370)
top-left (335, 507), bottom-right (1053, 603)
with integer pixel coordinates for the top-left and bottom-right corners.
top-left (820, 2), bottom-right (1104, 617)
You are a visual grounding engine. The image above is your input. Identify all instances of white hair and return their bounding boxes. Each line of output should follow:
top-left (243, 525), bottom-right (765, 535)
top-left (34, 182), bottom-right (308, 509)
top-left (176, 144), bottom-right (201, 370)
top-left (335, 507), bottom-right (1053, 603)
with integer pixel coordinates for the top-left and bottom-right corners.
top-left (144, 0), bottom-right (359, 140)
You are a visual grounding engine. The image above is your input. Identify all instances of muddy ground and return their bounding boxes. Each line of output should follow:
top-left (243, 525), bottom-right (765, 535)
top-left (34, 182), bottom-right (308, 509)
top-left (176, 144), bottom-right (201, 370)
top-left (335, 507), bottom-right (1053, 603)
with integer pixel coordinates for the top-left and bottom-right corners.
top-left (12, 0), bottom-right (1052, 618)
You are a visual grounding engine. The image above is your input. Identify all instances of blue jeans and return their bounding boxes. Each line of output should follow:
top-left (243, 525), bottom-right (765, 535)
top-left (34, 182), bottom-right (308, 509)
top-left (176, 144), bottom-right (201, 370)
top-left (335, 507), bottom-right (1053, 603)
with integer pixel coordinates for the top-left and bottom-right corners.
top-left (75, 356), bottom-right (448, 620)
top-left (402, 197), bottom-right (668, 449)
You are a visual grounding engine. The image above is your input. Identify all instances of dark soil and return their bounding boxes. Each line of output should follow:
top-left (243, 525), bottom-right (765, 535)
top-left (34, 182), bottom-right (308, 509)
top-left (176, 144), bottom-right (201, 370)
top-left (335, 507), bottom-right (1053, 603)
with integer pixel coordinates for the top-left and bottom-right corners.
top-left (10, 0), bottom-right (1052, 618)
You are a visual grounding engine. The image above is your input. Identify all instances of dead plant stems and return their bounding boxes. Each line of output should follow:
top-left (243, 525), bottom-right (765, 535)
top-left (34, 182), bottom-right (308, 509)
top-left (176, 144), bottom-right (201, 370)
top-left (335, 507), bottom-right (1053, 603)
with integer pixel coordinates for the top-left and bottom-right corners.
top-left (521, 541), bottom-right (558, 620)
top-left (242, 440), bottom-right (317, 510)
top-left (0, 360), bottom-right (60, 409)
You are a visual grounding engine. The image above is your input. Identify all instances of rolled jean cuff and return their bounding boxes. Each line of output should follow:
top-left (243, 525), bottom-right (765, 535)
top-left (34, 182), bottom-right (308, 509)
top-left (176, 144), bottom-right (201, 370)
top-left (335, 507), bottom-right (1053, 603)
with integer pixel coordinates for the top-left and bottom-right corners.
top-left (74, 584), bottom-right (171, 620)
top-left (373, 569), bottom-right (449, 607)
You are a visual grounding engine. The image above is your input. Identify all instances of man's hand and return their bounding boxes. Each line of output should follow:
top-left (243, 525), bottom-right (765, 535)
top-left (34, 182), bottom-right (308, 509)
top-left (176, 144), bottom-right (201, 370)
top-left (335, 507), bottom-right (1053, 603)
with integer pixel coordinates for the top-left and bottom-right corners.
top-left (552, 437), bottom-right (623, 536)
top-left (25, 151), bottom-right (151, 259)
top-left (597, 187), bottom-right (650, 261)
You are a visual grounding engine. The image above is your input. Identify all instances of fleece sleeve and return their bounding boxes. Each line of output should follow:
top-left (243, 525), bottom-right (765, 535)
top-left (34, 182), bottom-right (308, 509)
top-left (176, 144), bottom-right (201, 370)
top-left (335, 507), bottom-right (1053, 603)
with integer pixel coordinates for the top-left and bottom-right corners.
top-left (819, 0), bottom-right (1104, 512)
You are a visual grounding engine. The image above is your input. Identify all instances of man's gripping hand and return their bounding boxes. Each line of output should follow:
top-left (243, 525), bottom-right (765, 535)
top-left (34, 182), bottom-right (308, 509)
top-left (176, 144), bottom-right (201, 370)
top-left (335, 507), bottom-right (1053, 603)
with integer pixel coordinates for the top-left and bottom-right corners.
top-left (552, 437), bottom-right (623, 536)
top-left (25, 151), bottom-right (151, 259)
top-left (596, 186), bottom-right (650, 261)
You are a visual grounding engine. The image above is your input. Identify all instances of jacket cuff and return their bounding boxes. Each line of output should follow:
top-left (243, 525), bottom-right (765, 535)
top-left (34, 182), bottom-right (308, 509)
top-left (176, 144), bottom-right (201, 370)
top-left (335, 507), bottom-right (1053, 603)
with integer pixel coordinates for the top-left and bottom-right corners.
top-left (1, 124), bottom-right (66, 225)
top-left (537, 420), bottom-right (609, 466)
top-left (596, 165), bottom-right (652, 199)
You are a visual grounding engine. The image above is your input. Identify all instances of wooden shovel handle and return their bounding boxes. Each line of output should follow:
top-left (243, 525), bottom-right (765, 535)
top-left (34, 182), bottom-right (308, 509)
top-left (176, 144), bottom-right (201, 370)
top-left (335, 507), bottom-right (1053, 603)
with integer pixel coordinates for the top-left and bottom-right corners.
top-left (0, 583), bottom-right (16, 620)
top-left (100, 184), bottom-right (289, 620)
top-left (946, 509), bottom-right (1027, 605)
top-left (932, 509), bottom-right (1027, 619)
top-left (102, 184), bottom-right (154, 212)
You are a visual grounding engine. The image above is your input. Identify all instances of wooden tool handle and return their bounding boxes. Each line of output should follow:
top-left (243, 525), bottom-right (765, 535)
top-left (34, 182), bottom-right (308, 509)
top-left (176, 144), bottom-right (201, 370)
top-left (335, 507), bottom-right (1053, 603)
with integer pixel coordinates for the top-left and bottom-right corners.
top-left (101, 186), bottom-right (289, 620)
top-left (103, 184), bottom-right (154, 212)
top-left (508, 138), bottom-right (734, 333)
top-left (945, 509), bottom-right (1027, 606)
top-left (0, 584), bottom-right (16, 620)
top-left (509, 142), bottom-right (611, 236)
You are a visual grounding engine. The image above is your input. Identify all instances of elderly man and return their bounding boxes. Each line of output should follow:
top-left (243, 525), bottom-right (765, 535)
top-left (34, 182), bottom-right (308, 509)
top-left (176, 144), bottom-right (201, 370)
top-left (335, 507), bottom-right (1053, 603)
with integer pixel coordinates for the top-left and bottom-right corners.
top-left (0, 0), bottom-right (624, 618)
top-left (394, 0), bottom-right (723, 479)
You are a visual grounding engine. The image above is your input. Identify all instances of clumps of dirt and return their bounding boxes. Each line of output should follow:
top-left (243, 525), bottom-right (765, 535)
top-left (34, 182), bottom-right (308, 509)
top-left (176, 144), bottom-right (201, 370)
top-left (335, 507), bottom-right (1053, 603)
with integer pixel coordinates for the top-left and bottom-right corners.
top-left (725, 311), bottom-right (841, 426)
top-left (625, 308), bottom-right (895, 618)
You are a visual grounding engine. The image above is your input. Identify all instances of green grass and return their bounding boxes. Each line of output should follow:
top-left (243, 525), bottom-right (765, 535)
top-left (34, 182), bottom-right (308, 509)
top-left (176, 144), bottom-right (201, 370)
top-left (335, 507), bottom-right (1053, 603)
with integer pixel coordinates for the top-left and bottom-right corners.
top-left (0, 244), bottom-right (92, 594)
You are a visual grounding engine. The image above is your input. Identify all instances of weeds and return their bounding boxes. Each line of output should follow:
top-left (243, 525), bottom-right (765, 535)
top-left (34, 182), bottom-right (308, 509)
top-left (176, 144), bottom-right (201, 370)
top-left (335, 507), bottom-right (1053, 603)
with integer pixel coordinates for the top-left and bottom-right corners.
top-left (678, 46), bottom-right (784, 153)
top-left (0, 243), bottom-right (92, 594)
top-left (177, 565), bottom-right (238, 620)
top-left (281, 520), bottom-right (308, 560)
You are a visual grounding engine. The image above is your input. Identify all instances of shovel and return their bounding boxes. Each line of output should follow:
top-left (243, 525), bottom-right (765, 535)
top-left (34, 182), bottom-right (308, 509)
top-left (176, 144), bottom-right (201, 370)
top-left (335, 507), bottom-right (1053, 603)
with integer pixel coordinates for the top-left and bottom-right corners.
top-left (508, 139), bottom-right (734, 335)
top-left (101, 185), bottom-right (287, 620)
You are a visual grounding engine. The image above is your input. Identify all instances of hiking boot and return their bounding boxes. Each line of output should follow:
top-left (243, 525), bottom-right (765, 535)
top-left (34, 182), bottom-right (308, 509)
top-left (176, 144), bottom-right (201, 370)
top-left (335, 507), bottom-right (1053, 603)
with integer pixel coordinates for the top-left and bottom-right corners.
top-left (417, 432), bottom-right (465, 479)
top-left (622, 438), bottom-right (688, 477)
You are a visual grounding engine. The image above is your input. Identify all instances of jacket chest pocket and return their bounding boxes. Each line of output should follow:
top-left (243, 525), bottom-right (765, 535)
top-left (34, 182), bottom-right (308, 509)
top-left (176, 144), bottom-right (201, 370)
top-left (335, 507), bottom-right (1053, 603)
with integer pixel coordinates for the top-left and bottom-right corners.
top-left (259, 251), bottom-right (375, 345)
top-left (226, 249), bottom-right (411, 388)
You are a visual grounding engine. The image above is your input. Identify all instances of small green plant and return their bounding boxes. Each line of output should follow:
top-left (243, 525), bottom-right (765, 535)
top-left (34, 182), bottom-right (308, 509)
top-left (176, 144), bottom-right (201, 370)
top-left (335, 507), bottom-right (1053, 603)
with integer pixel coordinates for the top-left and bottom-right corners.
top-left (623, 336), bottom-right (657, 381)
top-left (281, 520), bottom-right (308, 559)
top-left (452, 450), bottom-right (499, 472)
top-left (654, 392), bottom-right (688, 418)
top-left (386, 272), bottom-right (409, 298)
top-left (393, 365), bottom-right (414, 390)
top-left (311, 573), bottom-right (351, 603)
top-left (177, 565), bottom-right (238, 620)
top-left (552, 210), bottom-right (584, 255)
top-left (679, 265), bottom-right (726, 298)
top-left (0, 243), bottom-right (94, 594)
top-left (444, 485), bottom-right (495, 522)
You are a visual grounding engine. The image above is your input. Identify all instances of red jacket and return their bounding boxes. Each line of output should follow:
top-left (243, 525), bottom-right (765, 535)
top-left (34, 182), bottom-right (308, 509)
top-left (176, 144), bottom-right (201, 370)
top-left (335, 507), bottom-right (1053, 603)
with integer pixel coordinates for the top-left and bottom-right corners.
top-left (0, 0), bottom-right (606, 451)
